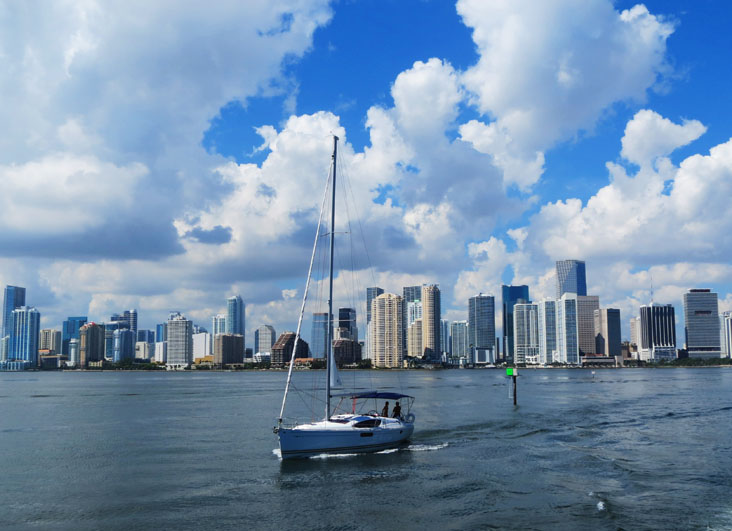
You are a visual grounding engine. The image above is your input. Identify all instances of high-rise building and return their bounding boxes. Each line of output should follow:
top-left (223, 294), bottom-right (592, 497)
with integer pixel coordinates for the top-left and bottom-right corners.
top-left (214, 334), bottom-right (244, 366)
top-left (407, 319), bottom-right (422, 358)
top-left (639, 303), bottom-right (676, 361)
top-left (103, 320), bottom-right (129, 360)
top-left (576, 295), bottom-right (600, 355)
top-left (137, 329), bottom-right (154, 344)
top-left (556, 294), bottom-right (579, 365)
top-left (156, 322), bottom-right (167, 343)
top-left (135, 342), bottom-right (152, 360)
top-left (333, 339), bottom-right (361, 366)
top-left (62, 316), bottom-right (87, 356)
top-left (513, 303), bottom-right (539, 364)
top-left (722, 312), bottom-right (732, 359)
top-left (193, 332), bottom-right (211, 360)
top-left (2, 285), bottom-right (26, 340)
top-left (683, 289), bottom-right (721, 359)
top-left (271, 332), bottom-right (309, 368)
top-left (9, 306), bottom-right (40, 366)
top-left (594, 308), bottom-right (621, 357)
top-left (154, 341), bottom-right (167, 364)
top-left (167, 312), bottom-right (193, 369)
top-left (68, 338), bottom-right (80, 367)
top-left (421, 285), bottom-right (441, 361)
top-left (440, 319), bottom-right (450, 355)
top-left (469, 294), bottom-right (495, 359)
top-left (407, 300), bottom-right (422, 328)
top-left (338, 308), bottom-right (357, 342)
top-left (39, 329), bottom-right (62, 355)
top-left (226, 295), bottom-right (245, 351)
top-left (556, 260), bottom-right (587, 299)
top-left (371, 293), bottom-right (404, 368)
top-left (502, 285), bottom-right (529, 363)
top-left (450, 321), bottom-right (469, 360)
top-left (365, 287), bottom-right (384, 360)
top-left (402, 286), bottom-right (422, 355)
top-left (537, 299), bottom-right (557, 365)
top-left (125, 309), bottom-right (138, 335)
top-left (112, 329), bottom-right (135, 362)
top-left (79, 322), bottom-right (105, 367)
top-left (310, 312), bottom-right (330, 359)
top-left (630, 317), bottom-right (641, 349)
top-left (255, 325), bottom-right (276, 354)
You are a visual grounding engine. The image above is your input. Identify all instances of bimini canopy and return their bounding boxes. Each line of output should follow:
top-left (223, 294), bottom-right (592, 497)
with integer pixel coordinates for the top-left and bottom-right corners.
top-left (333, 391), bottom-right (414, 400)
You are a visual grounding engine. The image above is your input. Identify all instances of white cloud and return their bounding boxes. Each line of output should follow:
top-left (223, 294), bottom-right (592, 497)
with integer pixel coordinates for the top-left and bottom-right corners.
top-left (621, 109), bottom-right (706, 167)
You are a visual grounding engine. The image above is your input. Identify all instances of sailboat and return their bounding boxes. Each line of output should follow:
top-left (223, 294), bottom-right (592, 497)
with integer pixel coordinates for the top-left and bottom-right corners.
top-left (274, 135), bottom-right (415, 459)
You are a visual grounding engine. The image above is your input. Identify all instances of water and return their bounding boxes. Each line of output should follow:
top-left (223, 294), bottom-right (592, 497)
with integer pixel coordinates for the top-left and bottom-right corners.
top-left (2, 368), bottom-right (732, 530)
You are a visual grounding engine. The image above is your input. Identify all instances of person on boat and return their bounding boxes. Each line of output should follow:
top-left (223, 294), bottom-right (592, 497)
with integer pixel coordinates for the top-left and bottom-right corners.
top-left (392, 402), bottom-right (401, 419)
top-left (381, 401), bottom-right (389, 417)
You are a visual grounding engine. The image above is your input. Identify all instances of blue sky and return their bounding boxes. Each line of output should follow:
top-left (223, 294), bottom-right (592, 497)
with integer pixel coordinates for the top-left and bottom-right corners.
top-left (1, 0), bottom-right (732, 346)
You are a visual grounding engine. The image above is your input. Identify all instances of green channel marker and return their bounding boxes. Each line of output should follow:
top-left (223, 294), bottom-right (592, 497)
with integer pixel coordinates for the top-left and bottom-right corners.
top-left (506, 367), bottom-right (514, 376)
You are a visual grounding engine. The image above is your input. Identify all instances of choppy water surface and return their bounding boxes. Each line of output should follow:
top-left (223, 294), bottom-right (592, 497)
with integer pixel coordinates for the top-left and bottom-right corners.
top-left (2, 368), bottom-right (732, 530)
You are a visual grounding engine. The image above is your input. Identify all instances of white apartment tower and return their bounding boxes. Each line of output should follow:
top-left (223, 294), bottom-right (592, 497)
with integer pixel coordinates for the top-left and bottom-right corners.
top-left (371, 293), bottom-right (404, 368)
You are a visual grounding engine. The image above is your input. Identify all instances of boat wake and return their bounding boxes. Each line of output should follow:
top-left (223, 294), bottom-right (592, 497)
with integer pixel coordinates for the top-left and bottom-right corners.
top-left (406, 442), bottom-right (448, 452)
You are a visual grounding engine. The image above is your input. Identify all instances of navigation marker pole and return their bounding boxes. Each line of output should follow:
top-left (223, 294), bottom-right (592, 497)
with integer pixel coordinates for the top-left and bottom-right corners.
top-left (506, 367), bottom-right (518, 405)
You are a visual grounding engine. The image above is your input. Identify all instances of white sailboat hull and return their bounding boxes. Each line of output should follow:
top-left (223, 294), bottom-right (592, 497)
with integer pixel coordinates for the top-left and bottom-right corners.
top-left (278, 417), bottom-right (414, 459)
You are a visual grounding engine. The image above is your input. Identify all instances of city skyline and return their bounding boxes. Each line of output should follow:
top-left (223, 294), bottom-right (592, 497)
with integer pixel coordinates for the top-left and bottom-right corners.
top-left (1, 2), bottom-right (732, 350)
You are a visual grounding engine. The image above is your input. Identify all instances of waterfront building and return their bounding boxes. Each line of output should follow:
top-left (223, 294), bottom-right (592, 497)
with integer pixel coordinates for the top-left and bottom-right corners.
top-left (407, 300), bottom-right (422, 328)
top-left (112, 329), bottom-right (135, 362)
top-left (167, 312), bottom-right (193, 369)
top-left (156, 323), bottom-right (167, 343)
top-left (577, 295), bottom-right (600, 355)
top-left (440, 319), bottom-right (450, 355)
top-left (68, 338), bottom-right (80, 367)
top-left (137, 329), bottom-right (154, 344)
top-left (79, 323), bottom-right (105, 367)
top-left (310, 312), bottom-right (330, 359)
top-left (38, 329), bottom-right (62, 355)
top-left (371, 293), bottom-right (404, 368)
top-left (502, 285), bottom-right (530, 363)
top-left (469, 293), bottom-right (496, 361)
top-left (271, 332), bottom-right (309, 368)
top-left (556, 260), bottom-right (587, 298)
top-left (421, 285), bottom-right (441, 361)
top-left (213, 334), bottom-right (244, 367)
top-left (450, 320), bottom-right (469, 360)
top-left (630, 316), bottom-right (640, 350)
top-left (2, 285), bottom-right (26, 340)
top-left (226, 295), bottom-right (245, 356)
top-left (402, 286), bottom-right (422, 355)
top-left (683, 289), bottom-right (721, 359)
top-left (639, 303), bottom-right (676, 361)
top-left (154, 341), bottom-right (167, 364)
top-left (255, 325), bottom-right (276, 355)
top-left (338, 308), bottom-right (357, 342)
top-left (62, 316), bottom-right (87, 356)
top-left (595, 308), bottom-right (621, 357)
top-left (365, 287), bottom-right (384, 360)
top-left (103, 321), bottom-right (128, 359)
top-left (537, 299), bottom-right (557, 365)
top-left (0, 335), bottom-right (7, 362)
top-left (126, 309), bottom-right (138, 335)
top-left (193, 332), bottom-right (211, 360)
top-left (556, 294), bottom-right (579, 365)
top-left (333, 338), bottom-right (361, 366)
top-left (722, 312), bottom-right (732, 358)
top-left (513, 303), bottom-right (539, 364)
top-left (9, 306), bottom-right (40, 366)
top-left (407, 319), bottom-right (423, 358)
top-left (135, 341), bottom-right (152, 360)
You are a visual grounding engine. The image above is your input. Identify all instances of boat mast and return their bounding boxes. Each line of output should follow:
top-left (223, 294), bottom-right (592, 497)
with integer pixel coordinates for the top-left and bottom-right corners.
top-left (326, 135), bottom-right (338, 421)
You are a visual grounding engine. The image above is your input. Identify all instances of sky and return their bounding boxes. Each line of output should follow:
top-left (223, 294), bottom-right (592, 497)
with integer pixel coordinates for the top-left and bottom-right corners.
top-left (2, 0), bottom-right (732, 346)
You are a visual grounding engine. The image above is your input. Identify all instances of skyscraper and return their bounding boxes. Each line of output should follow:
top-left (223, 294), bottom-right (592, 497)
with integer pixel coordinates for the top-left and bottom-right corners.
top-left (125, 309), bottom-right (138, 335)
top-left (79, 322), bottom-right (105, 368)
top-left (502, 285), bottom-right (530, 363)
top-left (577, 295), bottom-right (600, 355)
top-left (371, 293), bottom-right (404, 368)
top-left (594, 308), bottom-right (621, 357)
top-left (167, 312), bottom-right (193, 369)
top-left (402, 286), bottom-right (422, 355)
top-left (2, 285), bottom-right (26, 348)
top-left (722, 312), bottom-right (732, 359)
top-left (39, 329), bottom-right (62, 354)
top-left (9, 306), bottom-right (40, 366)
top-left (338, 308), bottom-right (357, 342)
top-left (513, 303), bottom-right (539, 364)
top-left (683, 289), bottom-right (721, 359)
top-left (556, 294), bottom-right (579, 365)
top-left (630, 317), bottom-right (640, 349)
top-left (226, 295), bottom-right (245, 354)
top-left (407, 319), bottom-right (422, 358)
top-left (156, 322), bottom-right (167, 343)
top-left (421, 285), bottom-right (441, 361)
top-left (271, 332), bottom-right (309, 368)
top-left (112, 329), bottom-right (135, 362)
top-left (468, 294), bottom-right (495, 359)
top-left (440, 319), bottom-right (450, 355)
top-left (639, 303), bottom-right (676, 361)
top-left (450, 321), bottom-right (469, 360)
top-left (537, 299), bottom-right (557, 365)
top-left (365, 287), bottom-right (384, 360)
top-left (310, 312), bottom-right (330, 359)
top-left (255, 325), bottom-right (276, 354)
top-left (556, 260), bottom-right (587, 298)
top-left (212, 314), bottom-right (226, 336)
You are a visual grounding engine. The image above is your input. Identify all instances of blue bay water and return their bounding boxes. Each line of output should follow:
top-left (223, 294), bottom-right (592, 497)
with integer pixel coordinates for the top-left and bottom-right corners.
top-left (1, 368), bottom-right (732, 530)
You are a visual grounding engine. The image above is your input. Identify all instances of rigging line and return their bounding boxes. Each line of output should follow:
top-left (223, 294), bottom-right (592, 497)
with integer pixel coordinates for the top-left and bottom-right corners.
top-left (278, 152), bottom-right (333, 425)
